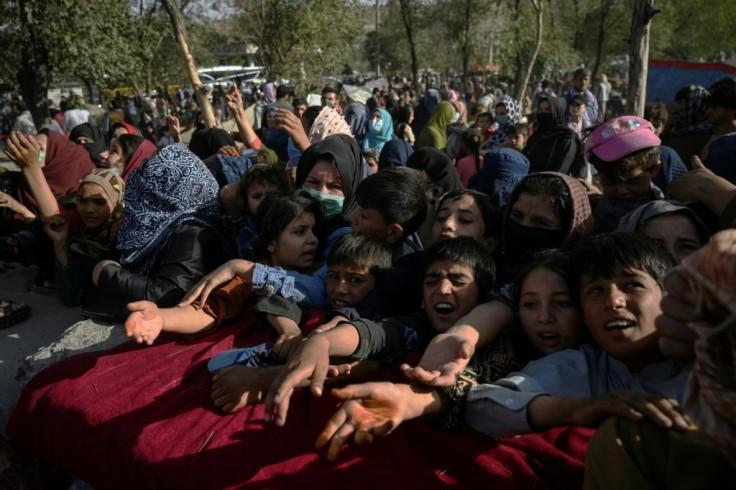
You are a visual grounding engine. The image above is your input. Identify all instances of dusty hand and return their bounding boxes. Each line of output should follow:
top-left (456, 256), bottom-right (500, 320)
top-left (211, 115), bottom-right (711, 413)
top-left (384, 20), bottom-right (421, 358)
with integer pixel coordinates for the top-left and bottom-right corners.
top-left (41, 214), bottom-right (70, 244)
top-left (165, 114), bottom-right (181, 136)
top-left (225, 85), bottom-right (244, 115)
top-left (571, 391), bottom-right (691, 431)
top-left (315, 382), bottom-right (407, 461)
top-left (3, 132), bottom-right (43, 169)
top-left (125, 301), bottom-right (165, 345)
top-left (400, 333), bottom-right (474, 386)
top-left (264, 334), bottom-right (331, 426)
top-left (0, 191), bottom-right (34, 219)
top-left (178, 259), bottom-right (254, 307)
top-left (273, 331), bottom-right (304, 362)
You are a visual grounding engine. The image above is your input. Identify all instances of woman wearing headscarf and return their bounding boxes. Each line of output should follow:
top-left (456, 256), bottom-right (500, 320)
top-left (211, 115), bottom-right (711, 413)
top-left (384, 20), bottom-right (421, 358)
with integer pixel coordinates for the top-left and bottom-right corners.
top-left (415, 101), bottom-right (457, 151)
top-left (254, 82), bottom-right (276, 131)
top-left (188, 127), bottom-right (237, 161)
top-left (522, 97), bottom-right (585, 176)
top-left (487, 95), bottom-right (521, 149)
top-left (86, 144), bottom-right (224, 321)
top-left (411, 88), bottom-right (440, 137)
top-left (344, 101), bottom-right (368, 145)
top-left (662, 84), bottom-right (713, 164)
top-left (468, 148), bottom-right (530, 208)
top-left (497, 171), bottom-right (593, 283)
top-left (377, 138), bottom-right (414, 170)
top-left (69, 123), bottom-right (107, 165)
top-left (616, 200), bottom-right (711, 263)
top-left (363, 108), bottom-right (394, 152)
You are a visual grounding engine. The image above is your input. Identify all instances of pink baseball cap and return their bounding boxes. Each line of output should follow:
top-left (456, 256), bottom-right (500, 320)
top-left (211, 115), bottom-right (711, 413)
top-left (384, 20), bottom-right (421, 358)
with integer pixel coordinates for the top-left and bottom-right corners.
top-left (584, 116), bottom-right (661, 162)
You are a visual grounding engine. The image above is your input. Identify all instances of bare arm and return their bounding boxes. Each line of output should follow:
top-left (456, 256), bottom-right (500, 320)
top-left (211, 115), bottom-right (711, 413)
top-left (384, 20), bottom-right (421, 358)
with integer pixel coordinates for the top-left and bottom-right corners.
top-left (225, 84), bottom-right (260, 149)
top-left (125, 301), bottom-right (216, 345)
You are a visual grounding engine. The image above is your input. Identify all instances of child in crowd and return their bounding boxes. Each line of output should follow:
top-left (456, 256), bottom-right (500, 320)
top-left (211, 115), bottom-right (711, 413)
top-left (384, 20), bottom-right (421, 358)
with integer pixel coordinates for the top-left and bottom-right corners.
top-left (432, 189), bottom-right (501, 252)
top-left (585, 116), bottom-right (665, 233)
top-left (313, 252), bottom-right (586, 460)
top-left (464, 233), bottom-right (687, 437)
top-left (499, 123), bottom-right (528, 152)
top-left (263, 237), bottom-right (496, 427)
top-left (206, 232), bottom-right (392, 413)
top-left (454, 128), bottom-right (482, 187)
top-left (124, 191), bottom-right (324, 346)
top-left (218, 163), bottom-right (292, 260)
top-left (475, 111), bottom-right (493, 145)
top-left (182, 166), bottom-right (429, 322)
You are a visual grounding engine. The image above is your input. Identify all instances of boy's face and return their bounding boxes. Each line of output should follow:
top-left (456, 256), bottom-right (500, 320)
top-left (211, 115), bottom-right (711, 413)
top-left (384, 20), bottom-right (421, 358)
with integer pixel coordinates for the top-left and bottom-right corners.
top-left (477, 116), bottom-right (491, 133)
top-left (422, 260), bottom-right (479, 332)
top-left (247, 182), bottom-right (276, 215)
top-left (599, 165), bottom-right (659, 202)
top-left (350, 206), bottom-right (400, 244)
top-left (505, 133), bottom-right (526, 151)
top-left (580, 267), bottom-right (662, 370)
top-left (325, 265), bottom-right (376, 309)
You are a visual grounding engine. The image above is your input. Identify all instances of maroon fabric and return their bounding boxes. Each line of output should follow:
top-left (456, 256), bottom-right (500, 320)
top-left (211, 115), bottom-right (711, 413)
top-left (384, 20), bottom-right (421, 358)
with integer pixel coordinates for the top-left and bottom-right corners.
top-left (121, 139), bottom-right (158, 181)
top-left (8, 303), bottom-right (592, 489)
top-left (17, 130), bottom-right (96, 212)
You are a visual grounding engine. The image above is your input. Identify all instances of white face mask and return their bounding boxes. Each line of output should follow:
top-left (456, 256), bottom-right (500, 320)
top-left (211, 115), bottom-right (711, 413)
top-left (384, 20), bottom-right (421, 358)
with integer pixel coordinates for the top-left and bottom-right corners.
top-left (450, 112), bottom-right (460, 124)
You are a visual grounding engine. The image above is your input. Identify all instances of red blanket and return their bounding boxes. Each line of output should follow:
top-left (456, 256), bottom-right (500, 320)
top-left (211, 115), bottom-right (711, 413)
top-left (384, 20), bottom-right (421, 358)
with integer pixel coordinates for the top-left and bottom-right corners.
top-left (7, 305), bottom-right (592, 489)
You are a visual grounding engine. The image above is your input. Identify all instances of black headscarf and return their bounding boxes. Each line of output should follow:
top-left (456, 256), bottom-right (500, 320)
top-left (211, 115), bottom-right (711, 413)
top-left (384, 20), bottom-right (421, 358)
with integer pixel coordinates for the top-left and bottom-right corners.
top-left (378, 139), bottom-right (414, 170)
top-left (69, 123), bottom-right (107, 164)
top-left (406, 147), bottom-right (463, 202)
top-left (188, 128), bottom-right (236, 160)
top-left (297, 134), bottom-right (365, 223)
top-left (523, 97), bottom-right (585, 176)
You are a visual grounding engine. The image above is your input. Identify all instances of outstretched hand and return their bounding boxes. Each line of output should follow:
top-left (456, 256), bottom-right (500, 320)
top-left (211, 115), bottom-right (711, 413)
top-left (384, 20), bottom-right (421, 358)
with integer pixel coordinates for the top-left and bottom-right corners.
top-left (400, 332), bottom-right (474, 386)
top-left (178, 259), bottom-right (254, 308)
top-left (572, 391), bottom-right (692, 431)
top-left (264, 334), bottom-right (331, 426)
top-left (315, 382), bottom-right (407, 461)
top-left (125, 301), bottom-right (165, 345)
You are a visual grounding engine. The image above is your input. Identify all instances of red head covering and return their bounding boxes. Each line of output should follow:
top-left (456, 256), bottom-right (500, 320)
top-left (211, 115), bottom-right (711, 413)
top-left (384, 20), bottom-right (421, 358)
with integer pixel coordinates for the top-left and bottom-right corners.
top-left (17, 130), bottom-right (96, 213)
top-left (121, 138), bottom-right (158, 181)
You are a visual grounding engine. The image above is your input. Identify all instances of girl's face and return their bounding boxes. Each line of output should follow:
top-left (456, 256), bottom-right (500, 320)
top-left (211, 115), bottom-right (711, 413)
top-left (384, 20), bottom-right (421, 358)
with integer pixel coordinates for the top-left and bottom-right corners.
top-left (641, 214), bottom-right (703, 263)
top-left (364, 156), bottom-right (378, 174)
top-left (433, 195), bottom-right (487, 244)
top-left (268, 211), bottom-right (319, 271)
top-left (509, 192), bottom-right (562, 230)
top-left (303, 159), bottom-right (344, 197)
top-left (101, 140), bottom-right (124, 173)
top-left (519, 267), bottom-right (584, 355)
top-left (246, 181), bottom-right (276, 215)
top-left (537, 100), bottom-right (551, 114)
top-left (76, 183), bottom-right (114, 228)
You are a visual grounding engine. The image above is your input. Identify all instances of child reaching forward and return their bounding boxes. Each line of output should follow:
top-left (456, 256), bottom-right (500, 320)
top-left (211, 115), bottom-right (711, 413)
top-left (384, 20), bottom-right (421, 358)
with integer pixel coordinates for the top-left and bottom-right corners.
top-left (207, 232), bottom-right (392, 413)
top-left (124, 192), bottom-right (323, 345)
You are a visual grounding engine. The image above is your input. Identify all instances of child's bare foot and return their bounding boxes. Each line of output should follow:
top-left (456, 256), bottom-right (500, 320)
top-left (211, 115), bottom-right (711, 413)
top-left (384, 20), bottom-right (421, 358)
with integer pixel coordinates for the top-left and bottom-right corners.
top-left (211, 365), bottom-right (282, 413)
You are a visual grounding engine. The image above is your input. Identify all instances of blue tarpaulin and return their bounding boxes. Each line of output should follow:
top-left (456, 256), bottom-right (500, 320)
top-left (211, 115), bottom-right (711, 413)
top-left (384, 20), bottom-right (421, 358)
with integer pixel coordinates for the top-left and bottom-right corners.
top-left (647, 59), bottom-right (736, 104)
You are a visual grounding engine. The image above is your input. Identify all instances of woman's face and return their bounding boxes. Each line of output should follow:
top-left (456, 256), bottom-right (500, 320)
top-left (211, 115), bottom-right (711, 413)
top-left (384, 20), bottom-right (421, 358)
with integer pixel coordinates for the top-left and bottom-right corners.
top-left (641, 214), bottom-right (703, 263)
top-left (268, 211), bottom-right (319, 271)
top-left (537, 99), bottom-right (551, 114)
top-left (100, 140), bottom-right (124, 173)
top-left (432, 195), bottom-right (487, 244)
top-left (508, 192), bottom-right (562, 230)
top-left (266, 110), bottom-right (277, 129)
top-left (76, 183), bottom-right (114, 228)
top-left (494, 105), bottom-right (507, 117)
top-left (111, 126), bottom-right (129, 139)
top-left (364, 156), bottom-right (378, 174)
top-left (519, 267), bottom-right (584, 356)
top-left (371, 111), bottom-right (382, 122)
top-left (303, 159), bottom-right (344, 197)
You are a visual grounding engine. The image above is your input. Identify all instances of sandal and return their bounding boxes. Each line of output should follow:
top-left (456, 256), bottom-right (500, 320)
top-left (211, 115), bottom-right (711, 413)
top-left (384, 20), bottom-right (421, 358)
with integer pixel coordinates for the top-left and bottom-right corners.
top-left (0, 299), bottom-right (31, 329)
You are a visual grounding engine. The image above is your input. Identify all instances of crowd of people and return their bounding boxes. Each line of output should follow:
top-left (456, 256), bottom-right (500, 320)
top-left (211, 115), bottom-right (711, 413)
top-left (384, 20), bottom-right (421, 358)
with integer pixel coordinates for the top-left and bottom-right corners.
top-left (0, 68), bottom-right (735, 487)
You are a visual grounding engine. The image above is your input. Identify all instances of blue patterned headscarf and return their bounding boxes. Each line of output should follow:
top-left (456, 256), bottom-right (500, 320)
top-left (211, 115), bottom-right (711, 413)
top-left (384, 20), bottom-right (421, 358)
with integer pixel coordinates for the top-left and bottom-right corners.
top-left (117, 144), bottom-right (221, 274)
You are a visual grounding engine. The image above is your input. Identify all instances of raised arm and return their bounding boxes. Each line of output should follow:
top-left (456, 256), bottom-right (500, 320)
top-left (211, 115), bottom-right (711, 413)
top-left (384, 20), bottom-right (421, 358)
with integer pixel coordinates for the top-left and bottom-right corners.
top-left (225, 84), bottom-right (261, 150)
top-left (3, 132), bottom-right (60, 217)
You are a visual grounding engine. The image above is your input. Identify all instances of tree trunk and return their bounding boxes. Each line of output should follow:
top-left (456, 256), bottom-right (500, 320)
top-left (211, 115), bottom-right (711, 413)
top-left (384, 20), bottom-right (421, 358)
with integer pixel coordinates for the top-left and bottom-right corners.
top-left (17, 0), bottom-right (51, 128)
top-left (461, 0), bottom-right (472, 89)
top-left (591, 0), bottom-right (614, 81)
top-left (515, 0), bottom-right (544, 113)
top-left (161, 0), bottom-right (216, 128)
top-left (626, 0), bottom-right (660, 116)
top-left (399, 0), bottom-right (420, 90)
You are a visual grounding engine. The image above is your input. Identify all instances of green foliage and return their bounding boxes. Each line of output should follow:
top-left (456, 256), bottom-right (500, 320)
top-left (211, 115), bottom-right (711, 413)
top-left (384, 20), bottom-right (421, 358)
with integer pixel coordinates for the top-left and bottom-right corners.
top-left (225, 0), bottom-right (361, 82)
